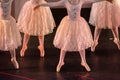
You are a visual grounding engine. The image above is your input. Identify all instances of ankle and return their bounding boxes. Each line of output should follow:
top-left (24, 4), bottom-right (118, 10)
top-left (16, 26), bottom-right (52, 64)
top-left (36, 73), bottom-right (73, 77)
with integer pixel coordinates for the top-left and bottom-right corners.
top-left (58, 61), bottom-right (64, 65)
top-left (38, 45), bottom-right (44, 49)
top-left (23, 45), bottom-right (27, 49)
top-left (11, 58), bottom-right (16, 61)
top-left (94, 40), bottom-right (98, 43)
top-left (114, 38), bottom-right (119, 42)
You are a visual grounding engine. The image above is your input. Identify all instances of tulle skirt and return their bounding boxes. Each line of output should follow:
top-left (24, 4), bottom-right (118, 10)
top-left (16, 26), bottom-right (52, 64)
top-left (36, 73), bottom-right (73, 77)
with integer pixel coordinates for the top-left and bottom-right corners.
top-left (17, 1), bottom-right (55, 36)
top-left (89, 1), bottom-right (120, 29)
top-left (0, 16), bottom-right (21, 51)
top-left (53, 16), bottom-right (93, 51)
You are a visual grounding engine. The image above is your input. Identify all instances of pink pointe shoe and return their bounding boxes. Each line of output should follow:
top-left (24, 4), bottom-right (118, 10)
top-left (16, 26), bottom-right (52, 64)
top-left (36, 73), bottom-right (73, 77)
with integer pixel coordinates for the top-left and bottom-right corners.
top-left (38, 46), bottom-right (45, 57)
top-left (114, 38), bottom-right (120, 50)
top-left (81, 62), bottom-right (91, 72)
top-left (56, 62), bottom-right (64, 72)
top-left (11, 58), bottom-right (19, 69)
top-left (91, 41), bottom-right (98, 52)
top-left (20, 46), bottom-right (27, 57)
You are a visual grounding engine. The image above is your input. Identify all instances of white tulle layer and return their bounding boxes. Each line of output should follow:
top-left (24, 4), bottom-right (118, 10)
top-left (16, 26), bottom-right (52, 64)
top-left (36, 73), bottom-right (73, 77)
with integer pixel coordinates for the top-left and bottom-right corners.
top-left (89, 1), bottom-right (120, 29)
top-left (0, 16), bottom-right (21, 51)
top-left (53, 16), bottom-right (93, 51)
top-left (17, 1), bottom-right (55, 36)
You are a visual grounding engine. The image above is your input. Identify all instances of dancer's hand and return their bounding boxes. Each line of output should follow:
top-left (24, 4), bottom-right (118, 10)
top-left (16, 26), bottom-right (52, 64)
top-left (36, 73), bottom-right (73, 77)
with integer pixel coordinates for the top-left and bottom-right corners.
top-left (34, 5), bottom-right (40, 10)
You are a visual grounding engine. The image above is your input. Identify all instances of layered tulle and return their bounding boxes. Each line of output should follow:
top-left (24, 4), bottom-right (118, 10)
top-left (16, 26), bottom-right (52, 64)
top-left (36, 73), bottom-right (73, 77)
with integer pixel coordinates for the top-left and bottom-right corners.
top-left (89, 1), bottom-right (120, 29)
top-left (0, 16), bottom-right (21, 51)
top-left (53, 16), bottom-right (93, 51)
top-left (17, 1), bottom-right (55, 36)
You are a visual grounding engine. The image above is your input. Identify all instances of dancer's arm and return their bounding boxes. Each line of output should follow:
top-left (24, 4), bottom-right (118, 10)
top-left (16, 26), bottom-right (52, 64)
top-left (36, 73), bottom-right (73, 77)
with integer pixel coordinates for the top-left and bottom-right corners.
top-left (84, 0), bottom-right (106, 4)
top-left (34, 0), bottom-right (65, 10)
top-left (83, 0), bottom-right (111, 8)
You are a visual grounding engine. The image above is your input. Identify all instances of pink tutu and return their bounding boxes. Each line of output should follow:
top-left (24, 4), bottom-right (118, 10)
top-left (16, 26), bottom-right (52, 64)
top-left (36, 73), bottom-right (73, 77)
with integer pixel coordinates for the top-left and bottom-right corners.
top-left (54, 16), bottom-right (93, 51)
top-left (17, 0), bottom-right (55, 36)
top-left (89, 1), bottom-right (120, 29)
top-left (0, 16), bottom-right (21, 51)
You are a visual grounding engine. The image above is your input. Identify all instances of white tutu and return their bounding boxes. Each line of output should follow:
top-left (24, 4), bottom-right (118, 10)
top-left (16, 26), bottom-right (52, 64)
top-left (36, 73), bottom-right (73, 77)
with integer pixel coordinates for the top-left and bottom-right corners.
top-left (0, 16), bottom-right (21, 51)
top-left (53, 16), bottom-right (93, 51)
top-left (17, 1), bottom-right (55, 36)
top-left (89, 1), bottom-right (120, 29)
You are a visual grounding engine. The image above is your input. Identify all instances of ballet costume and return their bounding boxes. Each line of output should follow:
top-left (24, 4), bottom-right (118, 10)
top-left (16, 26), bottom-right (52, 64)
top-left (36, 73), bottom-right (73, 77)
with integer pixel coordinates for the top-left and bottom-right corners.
top-left (0, 0), bottom-right (21, 69)
top-left (17, 0), bottom-right (55, 57)
top-left (40, 0), bottom-right (93, 72)
top-left (89, 0), bottom-right (120, 52)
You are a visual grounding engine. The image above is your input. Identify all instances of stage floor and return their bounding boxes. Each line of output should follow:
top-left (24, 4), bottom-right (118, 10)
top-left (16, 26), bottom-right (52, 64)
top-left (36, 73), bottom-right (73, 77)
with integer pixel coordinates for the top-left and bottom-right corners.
top-left (0, 39), bottom-right (120, 80)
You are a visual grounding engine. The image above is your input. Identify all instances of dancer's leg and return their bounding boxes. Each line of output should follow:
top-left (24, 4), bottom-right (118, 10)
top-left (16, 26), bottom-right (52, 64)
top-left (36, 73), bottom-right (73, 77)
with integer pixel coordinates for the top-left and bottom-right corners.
top-left (79, 50), bottom-right (91, 71)
top-left (9, 49), bottom-right (19, 69)
top-left (91, 27), bottom-right (101, 52)
top-left (56, 49), bottom-right (66, 72)
top-left (38, 35), bottom-right (45, 57)
top-left (112, 27), bottom-right (120, 49)
top-left (20, 34), bottom-right (30, 57)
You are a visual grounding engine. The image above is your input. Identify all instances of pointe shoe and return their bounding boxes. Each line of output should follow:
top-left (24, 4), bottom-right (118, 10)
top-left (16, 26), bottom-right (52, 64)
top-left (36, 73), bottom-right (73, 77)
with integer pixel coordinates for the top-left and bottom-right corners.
top-left (40, 51), bottom-right (45, 57)
top-left (20, 46), bottom-right (27, 57)
top-left (114, 39), bottom-right (120, 50)
top-left (91, 41), bottom-right (98, 52)
top-left (81, 62), bottom-right (91, 72)
top-left (56, 62), bottom-right (64, 72)
top-left (38, 46), bottom-right (45, 57)
top-left (11, 58), bottom-right (19, 69)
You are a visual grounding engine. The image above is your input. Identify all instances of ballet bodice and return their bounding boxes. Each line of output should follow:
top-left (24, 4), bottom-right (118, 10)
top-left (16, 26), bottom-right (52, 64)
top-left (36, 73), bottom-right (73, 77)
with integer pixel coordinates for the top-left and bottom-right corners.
top-left (0, 0), bottom-right (13, 20)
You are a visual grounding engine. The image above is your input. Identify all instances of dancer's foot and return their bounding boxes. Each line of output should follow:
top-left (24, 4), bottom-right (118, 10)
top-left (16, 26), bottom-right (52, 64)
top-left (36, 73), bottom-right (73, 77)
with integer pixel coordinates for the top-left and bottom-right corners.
top-left (38, 46), bottom-right (45, 57)
top-left (11, 58), bottom-right (19, 69)
top-left (20, 46), bottom-right (27, 57)
top-left (91, 41), bottom-right (98, 52)
top-left (114, 38), bottom-right (120, 50)
top-left (56, 62), bottom-right (64, 72)
top-left (81, 62), bottom-right (91, 72)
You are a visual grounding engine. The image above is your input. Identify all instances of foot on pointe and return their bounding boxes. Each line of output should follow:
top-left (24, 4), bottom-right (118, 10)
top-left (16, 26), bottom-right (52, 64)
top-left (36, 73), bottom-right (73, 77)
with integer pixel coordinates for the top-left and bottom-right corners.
top-left (114, 39), bottom-right (120, 50)
top-left (20, 46), bottom-right (27, 57)
top-left (91, 41), bottom-right (98, 52)
top-left (56, 62), bottom-right (64, 72)
top-left (11, 58), bottom-right (19, 69)
top-left (81, 62), bottom-right (91, 72)
top-left (38, 46), bottom-right (45, 57)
